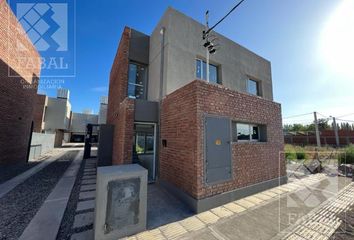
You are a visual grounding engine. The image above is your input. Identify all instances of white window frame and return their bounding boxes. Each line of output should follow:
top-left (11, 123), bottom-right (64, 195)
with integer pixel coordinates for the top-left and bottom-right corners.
top-left (128, 62), bottom-right (147, 99)
top-left (236, 123), bottom-right (260, 142)
top-left (195, 58), bottom-right (219, 84)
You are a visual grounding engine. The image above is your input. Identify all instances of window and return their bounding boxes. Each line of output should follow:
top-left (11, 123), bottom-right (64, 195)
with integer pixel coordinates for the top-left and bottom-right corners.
top-left (233, 122), bottom-right (266, 142)
top-left (195, 59), bottom-right (219, 84)
top-left (128, 63), bottom-right (147, 99)
top-left (135, 133), bottom-right (154, 154)
top-left (247, 79), bottom-right (261, 96)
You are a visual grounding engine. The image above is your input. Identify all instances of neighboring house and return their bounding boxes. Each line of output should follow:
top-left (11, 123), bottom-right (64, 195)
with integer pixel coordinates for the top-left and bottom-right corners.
top-left (33, 90), bottom-right (103, 144)
top-left (0, 1), bottom-right (41, 165)
top-left (69, 112), bottom-right (99, 142)
top-left (98, 96), bottom-right (108, 124)
top-left (39, 89), bottom-right (72, 147)
top-left (107, 7), bottom-right (285, 213)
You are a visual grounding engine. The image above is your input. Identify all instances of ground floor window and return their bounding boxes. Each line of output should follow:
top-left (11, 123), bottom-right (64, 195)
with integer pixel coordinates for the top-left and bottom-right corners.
top-left (232, 122), bottom-right (267, 142)
top-left (135, 132), bottom-right (154, 154)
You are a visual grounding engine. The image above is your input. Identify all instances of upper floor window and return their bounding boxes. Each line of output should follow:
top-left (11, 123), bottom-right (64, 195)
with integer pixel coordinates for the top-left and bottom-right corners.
top-left (196, 59), bottom-right (220, 84)
top-left (128, 63), bottom-right (147, 99)
top-left (247, 79), bottom-right (261, 96)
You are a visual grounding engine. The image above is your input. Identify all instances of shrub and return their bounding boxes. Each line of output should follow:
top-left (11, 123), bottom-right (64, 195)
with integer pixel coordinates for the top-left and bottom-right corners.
top-left (338, 145), bottom-right (354, 165)
top-left (285, 145), bottom-right (297, 161)
top-left (295, 148), bottom-right (307, 160)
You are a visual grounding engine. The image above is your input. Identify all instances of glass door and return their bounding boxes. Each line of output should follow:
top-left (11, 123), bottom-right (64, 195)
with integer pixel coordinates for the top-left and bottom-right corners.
top-left (133, 123), bottom-right (156, 182)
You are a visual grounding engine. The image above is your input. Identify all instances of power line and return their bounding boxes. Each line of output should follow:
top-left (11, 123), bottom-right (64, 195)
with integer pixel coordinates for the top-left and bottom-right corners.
top-left (283, 112), bottom-right (313, 119)
top-left (205, 0), bottom-right (247, 35)
top-left (336, 118), bottom-right (354, 123)
top-left (316, 112), bottom-right (329, 118)
top-left (336, 113), bottom-right (354, 119)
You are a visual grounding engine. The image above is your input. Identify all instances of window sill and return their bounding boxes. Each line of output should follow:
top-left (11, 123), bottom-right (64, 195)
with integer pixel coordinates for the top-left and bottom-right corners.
top-left (231, 141), bottom-right (267, 145)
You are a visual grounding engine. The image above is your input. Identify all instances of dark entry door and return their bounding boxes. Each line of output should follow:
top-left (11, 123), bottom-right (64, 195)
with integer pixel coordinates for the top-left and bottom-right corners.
top-left (205, 116), bottom-right (232, 184)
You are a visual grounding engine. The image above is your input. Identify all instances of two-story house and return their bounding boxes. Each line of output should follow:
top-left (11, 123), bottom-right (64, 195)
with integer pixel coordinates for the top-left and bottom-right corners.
top-left (107, 7), bottom-right (286, 213)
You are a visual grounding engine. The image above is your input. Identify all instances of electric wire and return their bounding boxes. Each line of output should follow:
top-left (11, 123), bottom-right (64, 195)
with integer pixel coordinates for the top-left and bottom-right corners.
top-left (283, 112), bottom-right (313, 119)
top-left (206, 0), bottom-right (247, 34)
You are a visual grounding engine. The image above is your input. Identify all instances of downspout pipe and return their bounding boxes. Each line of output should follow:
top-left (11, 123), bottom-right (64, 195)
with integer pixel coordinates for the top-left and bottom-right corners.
top-left (157, 27), bottom-right (165, 181)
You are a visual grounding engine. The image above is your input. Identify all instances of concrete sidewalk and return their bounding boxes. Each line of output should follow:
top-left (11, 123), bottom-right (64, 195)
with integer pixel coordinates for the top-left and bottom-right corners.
top-left (19, 150), bottom-right (83, 240)
top-left (124, 174), bottom-right (352, 240)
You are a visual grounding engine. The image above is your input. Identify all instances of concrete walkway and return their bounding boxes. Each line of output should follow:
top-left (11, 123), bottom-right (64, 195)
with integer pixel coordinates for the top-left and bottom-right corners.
top-left (275, 182), bottom-right (354, 240)
top-left (19, 150), bottom-right (83, 240)
top-left (124, 174), bottom-right (352, 240)
top-left (69, 158), bottom-right (97, 240)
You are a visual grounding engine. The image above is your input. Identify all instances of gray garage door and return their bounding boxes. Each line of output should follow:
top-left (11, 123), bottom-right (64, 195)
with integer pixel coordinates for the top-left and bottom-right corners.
top-left (205, 116), bottom-right (232, 184)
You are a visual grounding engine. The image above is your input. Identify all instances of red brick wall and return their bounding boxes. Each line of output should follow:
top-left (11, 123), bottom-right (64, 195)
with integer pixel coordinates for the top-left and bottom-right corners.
top-left (160, 83), bottom-right (199, 197)
top-left (33, 94), bottom-right (46, 133)
top-left (107, 27), bottom-right (136, 165)
top-left (0, 1), bottom-right (41, 82)
top-left (107, 27), bottom-right (131, 124)
top-left (111, 98), bottom-right (135, 165)
top-left (0, 1), bottom-right (41, 165)
top-left (161, 80), bottom-right (285, 199)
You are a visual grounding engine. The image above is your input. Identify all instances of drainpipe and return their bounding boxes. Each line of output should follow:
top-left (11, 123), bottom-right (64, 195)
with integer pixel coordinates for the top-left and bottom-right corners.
top-left (159, 27), bottom-right (165, 99)
top-left (157, 27), bottom-right (165, 181)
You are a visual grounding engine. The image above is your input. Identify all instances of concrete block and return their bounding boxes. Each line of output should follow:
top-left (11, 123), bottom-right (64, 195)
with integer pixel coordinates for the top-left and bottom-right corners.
top-left (79, 191), bottom-right (96, 200)
top-left (71, 230), bottom-right (93, 240)
top-left (82, 179), bottom-right (96, 185)
top-left (82, 175), bottom-right (96, 180)
top-left (94, 164), bottom-right (147, 240)
top-left (73, 212), bottom-right (94, 228)
top-left (81, 184), bottom-right (96, 192)
top-left (76, 200), bottom-right (95, 212)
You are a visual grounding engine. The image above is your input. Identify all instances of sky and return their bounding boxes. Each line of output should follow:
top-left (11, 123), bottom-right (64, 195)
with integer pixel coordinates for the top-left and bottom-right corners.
top-left (10, 0), bottom-right (354, 125)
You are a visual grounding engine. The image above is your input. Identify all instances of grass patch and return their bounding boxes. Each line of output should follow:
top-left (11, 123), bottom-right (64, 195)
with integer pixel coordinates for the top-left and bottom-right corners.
top-left (338, 144), bottom-right (354, 165)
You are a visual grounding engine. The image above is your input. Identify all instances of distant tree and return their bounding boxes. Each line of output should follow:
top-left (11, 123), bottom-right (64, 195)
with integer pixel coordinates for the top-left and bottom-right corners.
top-left (283, 118), bottom-right (331, 132)
top-left (317, 118), bottom-right (331, 130)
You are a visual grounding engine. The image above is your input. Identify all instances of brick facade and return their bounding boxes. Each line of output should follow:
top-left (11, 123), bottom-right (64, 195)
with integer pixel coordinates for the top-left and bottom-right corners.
top-left (107, 27), bottom-right (136, 165)
top-left (0, 1), bottom-right (41, 165)
top-left (107, 27), bottom-right (131, 124)
top-left (160, 80), bottom-right (285, 200)
top-left (111, 98), bottom-right (135, 165)
top-left (33, 94), bottom-right (47, 133)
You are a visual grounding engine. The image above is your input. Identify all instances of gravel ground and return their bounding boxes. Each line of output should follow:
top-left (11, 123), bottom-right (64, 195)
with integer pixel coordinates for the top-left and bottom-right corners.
top-left (0, 162), bottom-right (40, 184)
top-left (0, 150), bottom-right (78, 240)
top-left (56, 157), bottom-right (95, 240)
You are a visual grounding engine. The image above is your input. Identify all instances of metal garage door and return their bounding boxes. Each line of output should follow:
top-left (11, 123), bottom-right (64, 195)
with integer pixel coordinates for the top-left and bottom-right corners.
top-left (205, 116), bottom-right (232, 184)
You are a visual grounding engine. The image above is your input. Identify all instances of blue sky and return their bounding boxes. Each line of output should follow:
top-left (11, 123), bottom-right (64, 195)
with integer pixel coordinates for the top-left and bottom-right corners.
top-left (11, 0), bottom-right (354, 124)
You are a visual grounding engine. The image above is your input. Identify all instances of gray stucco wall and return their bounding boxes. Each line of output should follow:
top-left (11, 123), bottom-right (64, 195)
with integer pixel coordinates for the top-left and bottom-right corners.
top-left (43, 97), bottom-right (71, 132)
top-left (148, 7), bottom-right (273, 101)
top-left (70, 112), bottom-right (99, 134)
top-left (98, 103), bottom-right (107, 124)
top-left (29, 132), bottom-right (55, 160)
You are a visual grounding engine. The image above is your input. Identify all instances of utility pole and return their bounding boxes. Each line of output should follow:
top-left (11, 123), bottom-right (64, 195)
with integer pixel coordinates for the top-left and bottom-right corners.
top-left (205, 11), bottom-right (210, 82)
top-left (332, 116), bottom-right (340, 147)
top-left (314, 112), bottom-right (321, 148)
